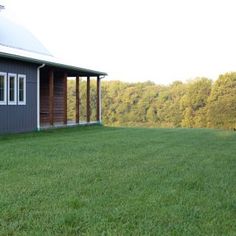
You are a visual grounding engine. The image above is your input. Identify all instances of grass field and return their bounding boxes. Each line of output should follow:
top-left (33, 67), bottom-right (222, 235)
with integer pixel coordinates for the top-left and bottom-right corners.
top-left (0, 126), bottom-right (235, 235)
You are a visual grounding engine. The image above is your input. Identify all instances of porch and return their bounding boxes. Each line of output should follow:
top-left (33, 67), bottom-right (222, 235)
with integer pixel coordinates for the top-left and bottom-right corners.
top-left (39, 66), bottom-right (104, 129)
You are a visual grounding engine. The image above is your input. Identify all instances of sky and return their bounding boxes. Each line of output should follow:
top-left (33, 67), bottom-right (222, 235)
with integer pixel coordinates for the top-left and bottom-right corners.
top-left (1, 0), bottom-right (236, 84)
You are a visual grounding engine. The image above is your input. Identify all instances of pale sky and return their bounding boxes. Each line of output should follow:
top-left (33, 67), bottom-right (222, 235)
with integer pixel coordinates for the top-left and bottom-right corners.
top-left (1, 0), bottom-right (236, 84)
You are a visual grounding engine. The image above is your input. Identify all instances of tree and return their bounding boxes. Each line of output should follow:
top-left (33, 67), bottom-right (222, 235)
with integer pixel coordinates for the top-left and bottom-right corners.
top-left (181, 78), bottom-right (212, 127)
top-left (207, 72), bottom-right (236, 129)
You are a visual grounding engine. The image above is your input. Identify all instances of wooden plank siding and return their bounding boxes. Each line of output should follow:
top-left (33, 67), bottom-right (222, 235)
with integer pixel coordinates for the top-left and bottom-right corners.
top-left (53, 76), bottom-right (65, 123)
top-left (40, 71), bottom-right (50, 124)
top-left (40, 69), bottom-right (67, 125)
top-left (49, 70), bottom-right (54, 125)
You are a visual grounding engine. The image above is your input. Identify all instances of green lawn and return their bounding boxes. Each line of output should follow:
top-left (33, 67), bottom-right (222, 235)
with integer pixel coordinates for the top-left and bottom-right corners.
top-left (0, 126), bottom-right (235, 235)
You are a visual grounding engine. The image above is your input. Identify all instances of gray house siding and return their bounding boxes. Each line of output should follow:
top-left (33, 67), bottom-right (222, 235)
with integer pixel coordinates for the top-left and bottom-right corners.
top-left (0, 57), bottom-right (38, 134)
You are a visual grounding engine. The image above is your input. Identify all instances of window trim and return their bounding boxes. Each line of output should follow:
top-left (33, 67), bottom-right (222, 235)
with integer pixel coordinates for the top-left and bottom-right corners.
top-left (18, 74), bottom-right (26, 105)
top-left (0, 72), bottom-right (7, 105)
top-left (8, 73), bottom-right (17, 105)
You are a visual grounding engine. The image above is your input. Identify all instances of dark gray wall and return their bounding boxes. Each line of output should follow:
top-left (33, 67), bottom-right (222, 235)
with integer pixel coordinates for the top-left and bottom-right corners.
top-left (0, 57), bottom-right (38, 134)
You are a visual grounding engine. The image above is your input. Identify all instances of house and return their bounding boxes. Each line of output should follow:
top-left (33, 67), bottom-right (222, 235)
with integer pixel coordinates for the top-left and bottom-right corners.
top-left (0, 8), bottom-right (107, 134)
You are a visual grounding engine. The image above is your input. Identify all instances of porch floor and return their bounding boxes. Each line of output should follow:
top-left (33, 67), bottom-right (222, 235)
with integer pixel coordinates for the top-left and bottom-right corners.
top-left (40, 121), bottom-right (101, 130)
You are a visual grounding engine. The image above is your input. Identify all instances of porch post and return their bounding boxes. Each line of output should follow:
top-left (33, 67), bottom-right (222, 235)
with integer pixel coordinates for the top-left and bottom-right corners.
top-left (76, 76), bottom-right (80, 123)
top-left (63, 73), bottom-right (67, 124)
top-left (49, 69), bottom-right (54, 126)
top-left (96, 76), bottom-right (101, 122)
top-left (86, 76), bottom-right (90, 123)
top-left (99, 76), bottom-right (102, 123)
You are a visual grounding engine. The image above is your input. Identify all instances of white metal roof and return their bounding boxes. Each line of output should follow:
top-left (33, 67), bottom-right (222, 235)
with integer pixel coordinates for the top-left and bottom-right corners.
top-left (0, 15), bottom-right (51, 55)
top-left (0, 15), bottom-right (107, 76)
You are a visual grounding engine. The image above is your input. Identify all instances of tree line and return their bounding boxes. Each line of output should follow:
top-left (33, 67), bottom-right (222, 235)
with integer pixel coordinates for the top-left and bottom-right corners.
top-left (67, 72), bottom-right (236, 129)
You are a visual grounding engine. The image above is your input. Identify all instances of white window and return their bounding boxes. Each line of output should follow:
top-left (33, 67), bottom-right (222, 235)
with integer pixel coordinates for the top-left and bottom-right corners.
top-left (8, 73), bottom-right (17, 105)
top-left (18, 74), bottom-right (26, 105)
top-left (0, 72), bottom-right (7, 105)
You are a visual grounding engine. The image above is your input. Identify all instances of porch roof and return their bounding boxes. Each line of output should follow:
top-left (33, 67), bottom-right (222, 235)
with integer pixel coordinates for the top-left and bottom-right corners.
top-left (0, 44), bottom-right (107, 77)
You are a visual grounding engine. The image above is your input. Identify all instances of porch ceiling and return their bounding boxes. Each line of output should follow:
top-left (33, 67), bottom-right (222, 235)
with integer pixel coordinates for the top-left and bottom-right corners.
top-left (42, 65), bottom-right (106, 77)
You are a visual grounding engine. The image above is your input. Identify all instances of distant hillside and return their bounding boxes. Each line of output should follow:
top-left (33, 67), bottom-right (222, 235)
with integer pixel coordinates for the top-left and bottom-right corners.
top-left (67, 72), bottom-right (236, 129)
